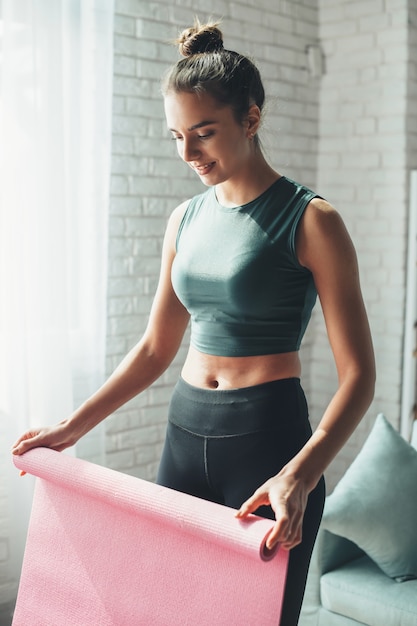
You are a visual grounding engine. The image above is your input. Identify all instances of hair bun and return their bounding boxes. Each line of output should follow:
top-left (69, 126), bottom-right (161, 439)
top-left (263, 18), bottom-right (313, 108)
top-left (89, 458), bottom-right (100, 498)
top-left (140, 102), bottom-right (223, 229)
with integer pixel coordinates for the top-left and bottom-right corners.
top-left (177, 20), bottom-right (224, 57)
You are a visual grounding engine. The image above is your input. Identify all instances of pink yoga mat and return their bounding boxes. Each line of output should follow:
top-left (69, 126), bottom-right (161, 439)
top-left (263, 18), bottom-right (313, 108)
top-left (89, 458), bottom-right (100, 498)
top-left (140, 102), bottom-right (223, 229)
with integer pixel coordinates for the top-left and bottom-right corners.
top-left (13, 448), bottom-right (288, 625)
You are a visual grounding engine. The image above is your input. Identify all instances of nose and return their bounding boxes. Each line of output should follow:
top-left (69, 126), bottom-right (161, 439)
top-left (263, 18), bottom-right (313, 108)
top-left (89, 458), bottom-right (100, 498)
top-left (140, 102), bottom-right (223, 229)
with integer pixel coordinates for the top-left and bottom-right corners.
top-left (180, 137), bottom-right (201, 162)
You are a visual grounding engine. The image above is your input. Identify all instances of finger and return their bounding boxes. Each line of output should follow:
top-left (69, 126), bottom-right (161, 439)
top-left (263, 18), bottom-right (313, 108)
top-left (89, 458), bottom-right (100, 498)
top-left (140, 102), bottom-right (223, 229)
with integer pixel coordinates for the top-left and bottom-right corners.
top-left (271, 515), bottom-right (303, 550)
top-left (235, 491), bottom-right (271, 518)
top-left (281, 527), bottom-right (303, 550)
top-left (267, 522), bottom-right (300, 550)
top-left (264, 497), bottom-right (303, 549)
top-left (265, 515), bottom-right (291, 549)
top-left (12, 434), bottom-right (43, 455)
top-left (12, 431), bottom-right (38, 452)
top-left (12, 441), bottom-right (31, 455)
top-left (11, 434), bottom-right (30, 451)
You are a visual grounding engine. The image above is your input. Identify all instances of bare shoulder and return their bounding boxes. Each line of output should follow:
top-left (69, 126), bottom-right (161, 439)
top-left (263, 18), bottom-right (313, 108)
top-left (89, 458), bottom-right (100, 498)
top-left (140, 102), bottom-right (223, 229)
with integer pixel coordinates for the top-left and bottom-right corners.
top-left (164, 199), bottom-right (191, 253)
top-left (168, 198), bottom-right (191, 229)
top-left (304, 197), bottom-right (347, 232)
top-left (298, 197), bottom-right (355, 270)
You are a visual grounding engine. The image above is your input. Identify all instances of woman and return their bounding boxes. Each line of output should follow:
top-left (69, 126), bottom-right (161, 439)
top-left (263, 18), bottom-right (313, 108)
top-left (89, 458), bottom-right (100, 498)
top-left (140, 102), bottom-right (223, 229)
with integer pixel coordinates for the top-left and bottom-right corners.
top-left (12, 20), bottom-right (375, 625)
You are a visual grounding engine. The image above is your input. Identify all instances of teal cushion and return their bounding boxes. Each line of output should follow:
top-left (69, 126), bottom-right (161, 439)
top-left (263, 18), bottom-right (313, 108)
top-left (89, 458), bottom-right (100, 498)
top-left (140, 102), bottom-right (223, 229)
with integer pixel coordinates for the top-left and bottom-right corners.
top-left (321, 555), bottom-right (417, 626)
top-left (323, 413), bottom-right (417, 581)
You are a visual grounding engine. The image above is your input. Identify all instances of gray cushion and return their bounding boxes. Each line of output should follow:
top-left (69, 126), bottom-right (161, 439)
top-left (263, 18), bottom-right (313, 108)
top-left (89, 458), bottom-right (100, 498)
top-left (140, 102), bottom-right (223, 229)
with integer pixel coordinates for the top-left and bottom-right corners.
top-left (323, 413), bottom-right (417, 581)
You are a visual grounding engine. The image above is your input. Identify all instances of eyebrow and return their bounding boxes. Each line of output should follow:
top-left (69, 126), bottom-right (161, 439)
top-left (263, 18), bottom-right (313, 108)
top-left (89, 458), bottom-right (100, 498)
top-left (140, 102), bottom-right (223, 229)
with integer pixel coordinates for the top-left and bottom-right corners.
top-left (169, 120), bottom-right (217, 132)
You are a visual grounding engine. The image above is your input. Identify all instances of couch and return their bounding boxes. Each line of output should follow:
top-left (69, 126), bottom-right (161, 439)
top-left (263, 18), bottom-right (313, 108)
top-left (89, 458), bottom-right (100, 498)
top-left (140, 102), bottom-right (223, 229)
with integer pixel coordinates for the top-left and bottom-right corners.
top-left (300, 413), bottom-right (417, 626)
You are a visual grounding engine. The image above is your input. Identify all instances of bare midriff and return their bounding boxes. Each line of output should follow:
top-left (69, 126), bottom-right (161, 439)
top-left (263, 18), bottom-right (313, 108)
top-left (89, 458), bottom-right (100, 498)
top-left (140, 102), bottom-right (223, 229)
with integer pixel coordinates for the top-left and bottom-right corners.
top-left (181, 345), bottom-right (302, 390)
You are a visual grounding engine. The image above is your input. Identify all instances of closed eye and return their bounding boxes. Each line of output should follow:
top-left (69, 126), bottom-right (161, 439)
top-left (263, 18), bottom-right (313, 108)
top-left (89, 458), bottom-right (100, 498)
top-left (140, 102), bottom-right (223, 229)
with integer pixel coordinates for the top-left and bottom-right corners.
top-left (169, 131), bottom-right (214, 141)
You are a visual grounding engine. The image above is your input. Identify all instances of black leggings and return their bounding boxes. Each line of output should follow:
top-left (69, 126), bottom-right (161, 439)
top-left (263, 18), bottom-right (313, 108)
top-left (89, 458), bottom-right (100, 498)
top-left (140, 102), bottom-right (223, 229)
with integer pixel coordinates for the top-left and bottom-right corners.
top-left (157, 377), bottom-right (325, 625)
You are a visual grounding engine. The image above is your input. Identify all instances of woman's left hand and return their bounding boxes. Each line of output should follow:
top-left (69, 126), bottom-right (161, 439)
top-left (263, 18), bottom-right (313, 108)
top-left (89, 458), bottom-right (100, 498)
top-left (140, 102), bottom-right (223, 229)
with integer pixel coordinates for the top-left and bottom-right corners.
top-left (235, 471), bottom-right (309, 551)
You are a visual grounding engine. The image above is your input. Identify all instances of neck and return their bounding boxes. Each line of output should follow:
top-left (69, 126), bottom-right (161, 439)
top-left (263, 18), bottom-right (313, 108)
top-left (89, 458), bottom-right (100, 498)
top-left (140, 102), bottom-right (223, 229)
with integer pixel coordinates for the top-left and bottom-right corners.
top-left (215, 155), bottom-right (280, 208)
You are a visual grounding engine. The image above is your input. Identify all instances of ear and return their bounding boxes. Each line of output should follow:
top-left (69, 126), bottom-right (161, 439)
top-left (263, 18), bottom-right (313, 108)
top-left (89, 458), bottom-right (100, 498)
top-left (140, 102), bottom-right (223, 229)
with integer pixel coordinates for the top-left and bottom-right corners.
top-left (245, 104), bottom-right (261, 138)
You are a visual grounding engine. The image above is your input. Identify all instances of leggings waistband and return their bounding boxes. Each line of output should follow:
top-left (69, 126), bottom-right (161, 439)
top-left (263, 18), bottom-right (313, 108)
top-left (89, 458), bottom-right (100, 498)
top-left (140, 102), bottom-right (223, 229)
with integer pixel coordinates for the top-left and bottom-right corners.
top-left (169, 376), bottom-right (307, 437)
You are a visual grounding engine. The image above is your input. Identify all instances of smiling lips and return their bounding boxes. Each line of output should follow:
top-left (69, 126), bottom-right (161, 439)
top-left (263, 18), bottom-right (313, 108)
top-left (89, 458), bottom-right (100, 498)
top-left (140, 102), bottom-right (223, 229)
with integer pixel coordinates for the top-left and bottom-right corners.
top-left (192, 162), bottom-right (215, 175)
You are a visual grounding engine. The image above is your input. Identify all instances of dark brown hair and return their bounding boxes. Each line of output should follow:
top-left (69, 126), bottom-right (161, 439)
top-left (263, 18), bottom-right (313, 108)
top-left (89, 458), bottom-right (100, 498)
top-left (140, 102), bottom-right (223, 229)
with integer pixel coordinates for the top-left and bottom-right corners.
top-left (162, 19), bottom-right (265, 132)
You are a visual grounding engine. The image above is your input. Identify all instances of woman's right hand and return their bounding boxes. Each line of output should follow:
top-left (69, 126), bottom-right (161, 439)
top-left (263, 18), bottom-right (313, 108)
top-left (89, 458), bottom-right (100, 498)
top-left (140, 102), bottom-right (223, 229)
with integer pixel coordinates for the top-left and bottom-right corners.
top-left (11, 420), bottom-right (78, 456)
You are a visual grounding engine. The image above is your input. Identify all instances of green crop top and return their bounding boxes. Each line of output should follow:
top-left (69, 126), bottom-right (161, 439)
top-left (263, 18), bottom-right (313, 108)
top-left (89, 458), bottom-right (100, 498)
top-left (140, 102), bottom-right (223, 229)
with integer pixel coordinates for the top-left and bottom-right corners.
top-left (171, 176), bottom-right (319, 357)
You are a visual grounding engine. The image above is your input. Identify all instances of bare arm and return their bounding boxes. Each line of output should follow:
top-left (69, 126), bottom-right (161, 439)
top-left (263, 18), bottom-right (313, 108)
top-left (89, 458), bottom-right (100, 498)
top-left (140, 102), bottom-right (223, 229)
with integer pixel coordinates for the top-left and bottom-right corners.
top-left (288, 198), bottom-right (375, 483)
top-left (12, 201), bottom-right (191, 455)
top-left (237, 198), bottom-right (376, 548)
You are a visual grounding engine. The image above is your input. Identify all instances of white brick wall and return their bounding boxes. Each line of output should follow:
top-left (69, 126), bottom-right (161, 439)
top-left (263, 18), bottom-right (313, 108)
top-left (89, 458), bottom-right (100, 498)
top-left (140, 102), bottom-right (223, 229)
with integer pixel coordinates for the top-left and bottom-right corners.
top-left (408, 3), bottom-right (417, 172)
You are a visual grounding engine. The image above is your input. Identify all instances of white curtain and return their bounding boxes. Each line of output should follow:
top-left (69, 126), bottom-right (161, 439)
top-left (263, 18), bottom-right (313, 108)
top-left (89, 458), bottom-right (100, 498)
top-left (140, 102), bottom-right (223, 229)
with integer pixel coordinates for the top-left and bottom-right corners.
top-left (0, 0), bottom-right (114, 600)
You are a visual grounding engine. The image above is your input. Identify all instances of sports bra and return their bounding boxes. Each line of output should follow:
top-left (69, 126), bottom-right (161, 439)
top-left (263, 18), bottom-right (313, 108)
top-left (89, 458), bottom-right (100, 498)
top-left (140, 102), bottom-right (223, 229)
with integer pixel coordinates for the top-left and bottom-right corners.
top-left (171, 176), bottom-right (319, 357)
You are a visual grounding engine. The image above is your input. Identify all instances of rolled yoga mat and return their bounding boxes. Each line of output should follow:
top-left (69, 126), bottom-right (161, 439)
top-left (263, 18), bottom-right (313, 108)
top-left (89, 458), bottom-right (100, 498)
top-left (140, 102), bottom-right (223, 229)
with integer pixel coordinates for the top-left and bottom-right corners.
top-left (12, 448), bottom-right (288, 625)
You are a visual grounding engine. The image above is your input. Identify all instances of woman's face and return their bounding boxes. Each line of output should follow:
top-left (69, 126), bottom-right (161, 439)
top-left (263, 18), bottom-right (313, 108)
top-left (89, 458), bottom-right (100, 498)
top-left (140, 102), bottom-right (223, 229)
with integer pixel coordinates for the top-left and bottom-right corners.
top-left (164, 90), bottom-right (254, 187)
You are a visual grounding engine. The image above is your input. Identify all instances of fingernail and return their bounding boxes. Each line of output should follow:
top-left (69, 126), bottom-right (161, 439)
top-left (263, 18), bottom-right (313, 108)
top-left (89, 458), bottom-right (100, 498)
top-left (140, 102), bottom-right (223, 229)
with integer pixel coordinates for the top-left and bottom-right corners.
top-left (19, 471), bottom-right (26, 477)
